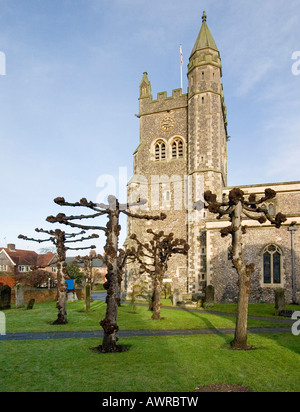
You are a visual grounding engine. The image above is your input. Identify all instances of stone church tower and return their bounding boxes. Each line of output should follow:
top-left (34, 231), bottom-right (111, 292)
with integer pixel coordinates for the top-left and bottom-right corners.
top-left (125, 12), bottom-right (300, 305)
top-left (125, 12), bottom-right (228, 295)
top-left (186, 11), bottom-right (228, 294)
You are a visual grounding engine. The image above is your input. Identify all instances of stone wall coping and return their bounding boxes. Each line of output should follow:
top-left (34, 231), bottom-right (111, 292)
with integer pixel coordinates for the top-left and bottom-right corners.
top-left (224, 181), bottom-right (300, 193)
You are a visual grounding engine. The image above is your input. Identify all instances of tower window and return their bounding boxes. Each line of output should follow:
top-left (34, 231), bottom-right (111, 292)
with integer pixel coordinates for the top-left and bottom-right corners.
top-left (263, 245), bottom-right (282, 285)
top-left (202, 72), bottom-right (205, 80)
top-left (202, 97), bottom-right (205, 104)
top-left (172, 138), bottom-right (184, 159)
top-left (155, 141), bottom-right (166, 161)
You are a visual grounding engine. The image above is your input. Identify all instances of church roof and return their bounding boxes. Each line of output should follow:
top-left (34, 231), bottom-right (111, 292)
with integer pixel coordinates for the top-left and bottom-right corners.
top-left (190, 11), bottom-right (219, 56)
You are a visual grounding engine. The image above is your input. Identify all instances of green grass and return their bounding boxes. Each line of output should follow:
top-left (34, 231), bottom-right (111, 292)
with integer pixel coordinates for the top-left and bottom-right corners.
top-left (206, 303), bottom-right (300, 318)
top-left (1, 334), bottom-right (300, 392)
top-left (1, 300), bottom-right (299, 392)
top-left (3, 300), bottom-right (293, 333)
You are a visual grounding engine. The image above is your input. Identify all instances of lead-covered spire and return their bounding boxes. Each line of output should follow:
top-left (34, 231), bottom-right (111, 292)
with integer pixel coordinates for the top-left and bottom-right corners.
top-left (190, 11), bottom-right (219, 57)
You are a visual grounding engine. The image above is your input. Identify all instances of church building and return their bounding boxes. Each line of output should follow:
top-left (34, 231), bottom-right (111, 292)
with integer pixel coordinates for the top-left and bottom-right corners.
top-left (125, 12), bottom-right (300, 304)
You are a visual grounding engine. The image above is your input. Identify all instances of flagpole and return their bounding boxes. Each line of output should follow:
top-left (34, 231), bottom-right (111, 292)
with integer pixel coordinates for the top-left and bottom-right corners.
top-left (180, 44), bottom-right (183, 91)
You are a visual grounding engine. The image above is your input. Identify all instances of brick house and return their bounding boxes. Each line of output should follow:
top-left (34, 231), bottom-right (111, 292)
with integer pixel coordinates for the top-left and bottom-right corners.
top-left (0, 243), bottom-right (56, 288)
top-left (65, 256), bottom-right (107, 286)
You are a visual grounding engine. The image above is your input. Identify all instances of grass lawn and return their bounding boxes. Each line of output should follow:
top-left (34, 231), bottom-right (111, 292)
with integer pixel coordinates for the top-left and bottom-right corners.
top-left (1, 334), bottom-right (300, 392)
top-left (3, 300), bottom-right (296, 333)
top-left (206, 302), bottom-right (300, 318)
top-left (1, 300), bottom-right (299, 392)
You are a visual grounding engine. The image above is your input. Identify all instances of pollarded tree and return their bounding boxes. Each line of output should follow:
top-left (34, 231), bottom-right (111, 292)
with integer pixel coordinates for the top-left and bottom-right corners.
top-left (18, 228), bottom-right (98, 324)
top-left (204, 187), bottom-right (287, 350)
top-left (128, 230), bottom-right (190, 320)
top-left (46, 195), bottom-right (166, 352)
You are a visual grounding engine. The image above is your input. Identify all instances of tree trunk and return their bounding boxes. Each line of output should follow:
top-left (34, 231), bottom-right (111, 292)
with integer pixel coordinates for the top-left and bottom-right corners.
top-left (100, 268), bottom-right (119, 352)
top-left (151, 276), bottom-right (162, 320)
top-left (99, 206), bottom-right (121, 352)
top-left (230, 202), bottom-right (253, 350)
top-left (53, 261), bottom-right (68, 325)
top-left (231, 273), bottom-right (251, 350)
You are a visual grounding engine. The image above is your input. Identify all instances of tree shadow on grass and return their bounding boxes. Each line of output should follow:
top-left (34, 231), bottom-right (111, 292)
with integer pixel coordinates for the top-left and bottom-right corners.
top-left (180, 307), bottom-right (235, 345)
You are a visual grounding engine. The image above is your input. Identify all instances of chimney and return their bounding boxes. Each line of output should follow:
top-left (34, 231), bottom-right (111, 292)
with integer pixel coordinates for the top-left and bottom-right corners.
top-left (7, 244), bottom-right (16, 252)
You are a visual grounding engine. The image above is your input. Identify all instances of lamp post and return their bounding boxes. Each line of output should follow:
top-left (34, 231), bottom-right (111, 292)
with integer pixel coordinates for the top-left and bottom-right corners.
top-left (288, 222), bottom-right (298, 304)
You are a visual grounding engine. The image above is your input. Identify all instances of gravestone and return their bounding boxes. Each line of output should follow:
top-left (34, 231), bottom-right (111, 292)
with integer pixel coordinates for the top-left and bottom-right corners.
top-left (84, 284), bottom-right (91, 312)
top-left (26, 298), bottom-right (35, 310)
top-left (0, 285), bottom-right (11, 310)
top-left (274, 289), bottom-right (285, 316)
top-left (68, 291), bottom-right (78, 302)
top-left (205, 285), bottom-right (215, 304)
top-left (15, 283), bottom-right (25, 309)
top-left (173, 289), bottom-right (182, 306)
top-left (132, 285), bottom-right (141, 313)
top-left (67, 292), bottom-right (74, 302)
top-left (0, 311), bottom-right (5, 335)
top-left (163, 282), bottom-right (172, 299)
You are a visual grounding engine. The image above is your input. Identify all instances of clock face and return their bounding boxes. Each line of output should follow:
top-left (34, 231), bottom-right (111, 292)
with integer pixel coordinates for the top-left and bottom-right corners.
top-left (160, 116), bottom-right (175, 132)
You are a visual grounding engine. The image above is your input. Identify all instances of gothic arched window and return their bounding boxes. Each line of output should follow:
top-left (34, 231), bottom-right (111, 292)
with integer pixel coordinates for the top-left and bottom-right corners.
top-left (172, 138), bottom-right (184, 159)
top-left (263, 245), bottom-right (282, 285)
top-left (155, 141), bottom-right (166, 161)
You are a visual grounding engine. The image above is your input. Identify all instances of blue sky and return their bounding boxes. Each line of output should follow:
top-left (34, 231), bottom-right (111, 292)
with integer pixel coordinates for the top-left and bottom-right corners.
top-left (0, 0), bottom-right (299, 253)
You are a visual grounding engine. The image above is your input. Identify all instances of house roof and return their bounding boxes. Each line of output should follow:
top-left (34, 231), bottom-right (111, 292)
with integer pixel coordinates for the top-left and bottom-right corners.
top-left (0, 247), bottom-right (56, 267)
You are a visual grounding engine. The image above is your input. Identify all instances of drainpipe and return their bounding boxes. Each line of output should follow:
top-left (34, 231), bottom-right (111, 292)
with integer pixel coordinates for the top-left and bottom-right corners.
top-left (288, 222), bottom-right (298, 304)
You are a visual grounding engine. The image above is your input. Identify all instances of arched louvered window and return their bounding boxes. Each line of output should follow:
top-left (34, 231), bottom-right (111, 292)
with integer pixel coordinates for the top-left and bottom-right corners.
top-left (172, 138), bottom-right (184, 159)
top-left (155, 141), bottom-right (166, 161)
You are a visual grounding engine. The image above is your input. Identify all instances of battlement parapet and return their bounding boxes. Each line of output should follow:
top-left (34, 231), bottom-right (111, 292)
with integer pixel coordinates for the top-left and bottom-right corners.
top-left (139, 88), bottom-right (188, 116)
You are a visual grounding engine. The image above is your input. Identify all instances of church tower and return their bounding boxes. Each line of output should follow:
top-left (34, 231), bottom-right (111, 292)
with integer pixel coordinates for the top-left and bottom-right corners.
top-left (186, 12), bottom-right (228, 293)
top-left (188, 11), bottom-right (228, 195)
top-left (125, 12), bottom-right (228, 296)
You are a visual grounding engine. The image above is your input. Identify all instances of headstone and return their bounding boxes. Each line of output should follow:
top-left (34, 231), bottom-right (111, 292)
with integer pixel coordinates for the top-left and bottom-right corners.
top-left (0, 311), bottom-right (6, 335)
top-left (205, 285), bottom-right (215, 304)
top-left (26, 298), bottom-right (35, 310)
top-left (15, 283), bottom-right (25, 309)
top-left (67, 292), bottom-right (74, 302)
top-left (0, 285), bottom-right (11, 310)
top-left (173, 289), bottom-right (182, 306)
top-left (84, 284), bottom-right (91, 312)
top-left (274, 289), bottom-right (285, 316)
top-left (163, 282), bottom-right (172, 299)
top-left (132, 285), bottom-right (141, 313)
top-left (132, 285), bottom-right (142, 297)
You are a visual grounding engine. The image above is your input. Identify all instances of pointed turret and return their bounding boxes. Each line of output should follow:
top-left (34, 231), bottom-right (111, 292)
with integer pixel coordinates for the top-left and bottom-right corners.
top-left (190, 11), bottom-right (219, 56)
top-left (188, 12), bottom-right (222, 75)
top-left (139, 72), bottom-right (152, 99)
